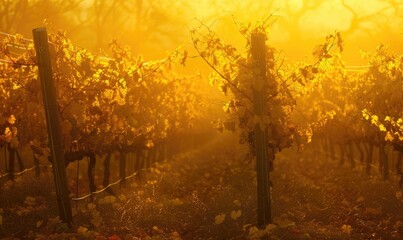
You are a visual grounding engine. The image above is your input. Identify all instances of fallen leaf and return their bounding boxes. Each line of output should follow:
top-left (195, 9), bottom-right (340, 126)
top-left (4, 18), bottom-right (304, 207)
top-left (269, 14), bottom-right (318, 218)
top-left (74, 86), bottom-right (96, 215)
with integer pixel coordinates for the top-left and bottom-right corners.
top-left (341, 224), bottom-right (352, 235)
top-left (87, 203), bottom-right (96, 210)
top-left (230, 210), bottom-right (242, 220)
top-left (118, 194), bottom-right (127, 202)
top-left (365, 207), bottom-right (382, 216)
top-left (214, 213), bottom-right (226, 225)
top-left (341, 199), bottom-right (350, 206)
top-left (36, 220), bottom-right (43, 228)
top-left (264, 224), bottom-right (277, 233)
top-left (152, 226), bottom-right (163, 234)
top-left (248, 226), bottom-right (266, 239)
top-left (242, 224), bottom-right (253, 231)
top-left (233, 200), bottom-right (241, 206)
top-left (77, 226), bottom-right (88, 234)
top-left (356, 196), bottom-right (364, 203)
top-left (170, 231), bottom-right (181, 240)
top-left (275, 218), bottom-right (296, 228)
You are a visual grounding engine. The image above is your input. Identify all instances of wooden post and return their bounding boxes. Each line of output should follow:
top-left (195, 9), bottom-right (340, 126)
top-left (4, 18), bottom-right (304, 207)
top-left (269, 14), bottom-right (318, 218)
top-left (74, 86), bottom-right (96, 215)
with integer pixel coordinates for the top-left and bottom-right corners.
top-left (163, 141), bottom-right (167, 161)
top-left (127, 152), bottom-right (132, 175)
top-left (32, 27), bottom-right (73, 226)
top-left (16, 150), bottom-right (25, 172)
top-left (135, 148), bottom-right (142, 172)
top-left (251, 33), bottom-right (272, 228)
top-left (366, 142), bottom-right (374, 175)
top-left (7, 144), bottom-right (15, 181)
top-left (144, 149), bottom-right (149, 168)
top-left (34, 154), bottom-right (40, 178)
top-left (119, 151), bottom-right (126, 188)
top-left (88, 153), bottom-right (96, 193)
top-left (347, 141), bottom-right (355, 168)
top-left (150, 147), bottom-right (156, 164)
top-left (379, 143), bottom-right (389, 180)
top-left (4, 145), bottom-right (7, 173)
top-left (103, 152), bottom-right (111, 187)
top-left (132, 152), bottom-right (136, 173)
top-left (397, 152), bottom-right (402, 188)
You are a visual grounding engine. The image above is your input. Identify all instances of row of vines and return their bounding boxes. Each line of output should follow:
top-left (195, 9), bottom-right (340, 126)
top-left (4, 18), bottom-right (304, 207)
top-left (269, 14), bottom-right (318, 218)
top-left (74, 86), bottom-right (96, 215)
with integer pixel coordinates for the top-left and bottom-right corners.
top-left (0, 19), bottom-right (402, 232)
top-left (0, 30), bottom-right (207, 196)
top-left (190, 20), bottom-right (402, 188)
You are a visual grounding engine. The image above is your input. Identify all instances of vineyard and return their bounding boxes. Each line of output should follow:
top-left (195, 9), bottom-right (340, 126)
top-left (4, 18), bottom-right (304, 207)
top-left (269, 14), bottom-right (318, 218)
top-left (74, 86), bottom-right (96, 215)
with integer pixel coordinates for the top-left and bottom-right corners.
top-left (0, 1), bottom-right (402, 240)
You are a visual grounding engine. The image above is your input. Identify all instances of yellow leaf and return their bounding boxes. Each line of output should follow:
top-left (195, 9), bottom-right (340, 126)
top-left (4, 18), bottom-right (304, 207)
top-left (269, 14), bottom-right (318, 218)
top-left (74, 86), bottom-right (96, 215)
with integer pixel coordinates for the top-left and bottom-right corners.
top-left (36, 220), bottom-right (43, 228)
top-left (152, 226), bottom-right (163, 234)
top-left (77, 226), bottom-right (88, 234)
top-left (356, 196), bottom-right (365, 203)
top-left (7, 115), bottom-right (16, 124)
top-left (385, 132), bottom-right (394, 142)
top-left (379, 124), bottom-right (386, 132)
top-left (170, 231), bottom-right (181, 240)
top-left (371, 115), bottom-right (379, 125)
top-left (264, 224), bottom-right (277, 233)
top-left (275, 218), bottom-right (296, 228)
top-left (365, 207), bottom-right (382, 216)
top-left (145, 140), bottom-right (154, 148)
top-left (87, 203), bottom-right (96, 210)
top-left (248, 226), bottom-right (266, 239)
top-left (242, 224), bottom-right (253, 231)
top-left (233, 200), bottom-right (241, 206)
top-left (118, 194), bottom-right (127, 202)
top-left (230, 210), bottom-right (242, 220)
top-left (341, 224), bottom-right (352, 235)
top-left (248, 226), bottom-right (259, 235)
top-left (214, 213), bottom-right (226, 225)
top-left (4, 127), bottom-right (12, 141)
top-left (172, 198), bottom-right (184, 206)
top-left (362, 109), bottom-right (370, 120)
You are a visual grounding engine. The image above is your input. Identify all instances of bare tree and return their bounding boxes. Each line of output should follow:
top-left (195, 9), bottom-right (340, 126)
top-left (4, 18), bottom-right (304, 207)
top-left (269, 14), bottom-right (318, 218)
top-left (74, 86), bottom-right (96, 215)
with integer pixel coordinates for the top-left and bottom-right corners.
top-left (80, 0), bottom-right (191, 52)
top-left (340, 0), bottom-right (402, 36)
top-left (0, 0), bottom-right (82, 35)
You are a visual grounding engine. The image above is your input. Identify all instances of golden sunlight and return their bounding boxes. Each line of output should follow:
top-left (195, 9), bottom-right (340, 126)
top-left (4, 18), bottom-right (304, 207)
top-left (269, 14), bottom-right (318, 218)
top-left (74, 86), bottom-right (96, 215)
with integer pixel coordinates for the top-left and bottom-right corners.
top-left (1, 0), bottom-right (402, 239)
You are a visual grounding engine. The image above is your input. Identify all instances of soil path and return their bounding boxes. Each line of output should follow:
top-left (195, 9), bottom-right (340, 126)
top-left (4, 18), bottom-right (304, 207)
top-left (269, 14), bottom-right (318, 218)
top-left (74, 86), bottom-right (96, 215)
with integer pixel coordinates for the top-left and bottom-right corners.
top-left (1, 132), bottom-right (402, 239)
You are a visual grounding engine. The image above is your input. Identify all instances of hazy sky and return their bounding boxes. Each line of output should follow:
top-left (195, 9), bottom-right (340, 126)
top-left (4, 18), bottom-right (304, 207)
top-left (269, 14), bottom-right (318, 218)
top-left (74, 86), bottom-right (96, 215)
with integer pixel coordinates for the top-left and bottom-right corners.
top-left (1, 0), bottom-right (402, 65)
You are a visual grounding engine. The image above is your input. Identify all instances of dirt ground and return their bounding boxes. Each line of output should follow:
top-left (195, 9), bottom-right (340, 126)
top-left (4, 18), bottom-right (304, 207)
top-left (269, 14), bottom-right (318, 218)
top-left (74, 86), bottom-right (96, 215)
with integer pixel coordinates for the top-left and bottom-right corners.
top-left (1, 132), bottom-right (402, 239)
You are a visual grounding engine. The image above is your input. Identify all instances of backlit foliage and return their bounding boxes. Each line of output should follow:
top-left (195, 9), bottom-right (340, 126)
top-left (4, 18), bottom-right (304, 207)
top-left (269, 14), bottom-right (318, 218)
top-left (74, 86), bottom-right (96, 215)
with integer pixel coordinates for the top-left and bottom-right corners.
top-left (190, 19), bottom-right (343, 156)
top-left (0, 31), bottom-right (202, 157)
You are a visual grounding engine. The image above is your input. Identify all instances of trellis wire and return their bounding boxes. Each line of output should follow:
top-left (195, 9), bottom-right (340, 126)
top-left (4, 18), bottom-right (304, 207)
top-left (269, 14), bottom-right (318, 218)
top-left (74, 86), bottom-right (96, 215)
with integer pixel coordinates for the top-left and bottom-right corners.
top-left (0, 164), bottom-right (52, 178)
top-left (70, 171), bottom-right (138, 201)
